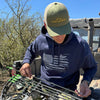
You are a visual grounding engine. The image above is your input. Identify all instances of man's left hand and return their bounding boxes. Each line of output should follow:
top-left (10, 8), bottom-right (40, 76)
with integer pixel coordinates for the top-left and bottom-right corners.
top-left (75, 80), bottom-right (91, 98)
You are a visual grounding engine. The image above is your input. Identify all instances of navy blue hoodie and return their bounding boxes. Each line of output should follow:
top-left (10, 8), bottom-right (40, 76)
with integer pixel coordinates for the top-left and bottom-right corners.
top-left (23, 26), bottom-right (97, 90)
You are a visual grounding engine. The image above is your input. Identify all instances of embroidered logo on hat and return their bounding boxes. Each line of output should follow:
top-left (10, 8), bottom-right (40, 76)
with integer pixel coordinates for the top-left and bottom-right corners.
top-left (51, 18), bottom-right (66, 23)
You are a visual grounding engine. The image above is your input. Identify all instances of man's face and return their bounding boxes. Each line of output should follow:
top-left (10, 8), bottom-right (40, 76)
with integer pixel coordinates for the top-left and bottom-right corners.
top-left (52, 34), bottom-right (66, 44)
top-left (44, 22), bottom-right (66, 44)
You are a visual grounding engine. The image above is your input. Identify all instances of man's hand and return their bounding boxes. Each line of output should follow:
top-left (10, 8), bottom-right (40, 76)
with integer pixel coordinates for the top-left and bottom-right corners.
top-left (75, 80), bottom-right (91, 98)
top-left (20, 63), bottom-right (32, 78)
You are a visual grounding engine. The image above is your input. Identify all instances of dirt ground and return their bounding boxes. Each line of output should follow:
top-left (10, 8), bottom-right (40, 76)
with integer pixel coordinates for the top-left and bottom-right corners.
top-left (0, 69), bottom-right (100, 95)
top-left (0, 69), bottom-right (10, 94)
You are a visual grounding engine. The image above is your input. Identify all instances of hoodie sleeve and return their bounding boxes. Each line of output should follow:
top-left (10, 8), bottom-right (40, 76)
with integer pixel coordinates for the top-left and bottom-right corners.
top-left (23, 26), bottom-right (47, 65)
top-left (23, 40), bottom-right (38, 64)
top-left (81, 41), bottom-right (97, 84)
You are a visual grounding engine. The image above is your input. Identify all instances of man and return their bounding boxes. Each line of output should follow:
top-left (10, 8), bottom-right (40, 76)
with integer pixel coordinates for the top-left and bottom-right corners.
top-left (20, 2), bottom-right (97, 98)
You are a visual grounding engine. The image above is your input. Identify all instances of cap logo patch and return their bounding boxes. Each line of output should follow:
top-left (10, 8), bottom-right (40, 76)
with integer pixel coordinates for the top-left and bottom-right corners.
top-left (51, 18), bottom-right (66, 23)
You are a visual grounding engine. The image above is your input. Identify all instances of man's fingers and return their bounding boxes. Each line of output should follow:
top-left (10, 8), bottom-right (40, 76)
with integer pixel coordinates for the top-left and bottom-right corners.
top-left (81, 89), bottom-right (91, 98)
top-left (75, 89), bottom-right (79, 95)
top-left (20, 66), bottom-right (32, 78)
top-left (20, 69), bottom-right (27, 77)
top-left (75, 89), bottom-right (83, 97)
top-left (25, 67), bottom-right (32, 78)
top-left (75, 89), bottom-right (91, 98)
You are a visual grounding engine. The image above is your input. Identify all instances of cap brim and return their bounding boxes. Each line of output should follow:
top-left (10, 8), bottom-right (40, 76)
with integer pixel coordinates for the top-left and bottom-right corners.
top-left (47, 22), bottom-right (71, 37)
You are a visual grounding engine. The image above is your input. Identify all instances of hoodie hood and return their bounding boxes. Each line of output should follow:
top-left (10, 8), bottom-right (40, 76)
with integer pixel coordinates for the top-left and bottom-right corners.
top-left (41, 25), bottom-right (47, 34)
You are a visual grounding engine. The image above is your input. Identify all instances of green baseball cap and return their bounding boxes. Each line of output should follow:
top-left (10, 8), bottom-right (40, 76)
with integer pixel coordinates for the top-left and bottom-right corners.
top-left (44, 2), bottom-right (71, 37)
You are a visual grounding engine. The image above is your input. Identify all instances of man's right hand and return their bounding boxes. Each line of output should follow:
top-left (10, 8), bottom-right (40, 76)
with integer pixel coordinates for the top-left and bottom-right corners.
top-left (20, 63), bottom-right (32, 78)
